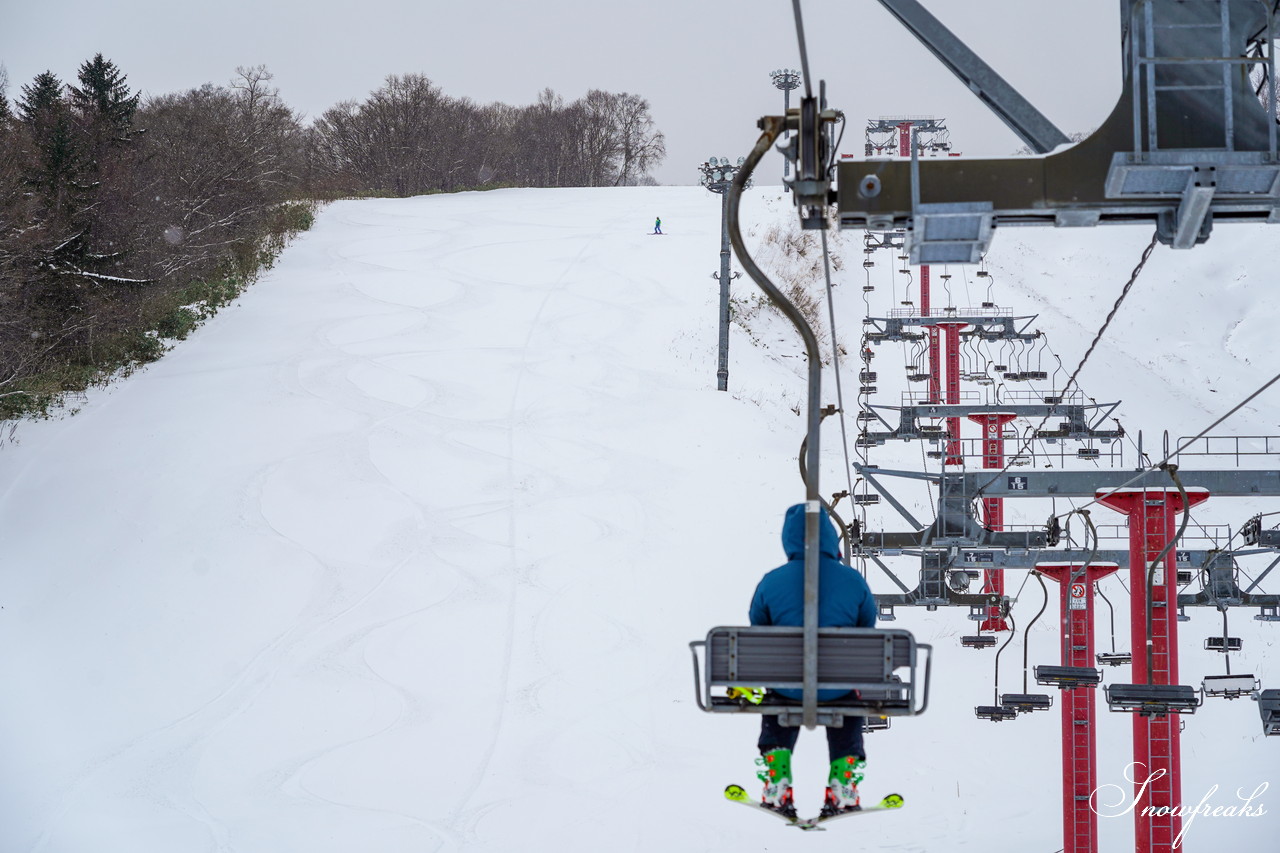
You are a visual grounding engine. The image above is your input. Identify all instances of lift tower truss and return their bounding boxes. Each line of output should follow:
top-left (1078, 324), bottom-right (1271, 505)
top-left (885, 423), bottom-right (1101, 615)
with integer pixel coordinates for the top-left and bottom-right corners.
top-left (832, 1), bottom-right (1280, 261)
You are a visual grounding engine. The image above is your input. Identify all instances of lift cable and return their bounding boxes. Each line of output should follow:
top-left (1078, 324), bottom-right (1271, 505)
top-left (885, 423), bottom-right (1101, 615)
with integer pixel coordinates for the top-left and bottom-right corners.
top-left (1070, 368), bottom-right (1280, 518)
top-left (975, 230), bottom-right (1160, 496)
top-left (821, 229), bottom-right (857, 529)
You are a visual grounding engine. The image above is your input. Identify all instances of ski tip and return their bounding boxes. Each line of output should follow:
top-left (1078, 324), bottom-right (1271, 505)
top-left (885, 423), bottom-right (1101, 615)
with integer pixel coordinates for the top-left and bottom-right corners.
top-left (724, 784), bottom-right (750, 802)
top-left (880, 793), bottom-right (905, 809)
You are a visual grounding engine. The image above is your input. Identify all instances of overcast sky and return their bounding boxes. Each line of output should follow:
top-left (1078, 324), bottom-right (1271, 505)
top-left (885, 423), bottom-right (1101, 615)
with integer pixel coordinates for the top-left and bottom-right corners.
top-left (2, 1), bottom-right (1121, 185)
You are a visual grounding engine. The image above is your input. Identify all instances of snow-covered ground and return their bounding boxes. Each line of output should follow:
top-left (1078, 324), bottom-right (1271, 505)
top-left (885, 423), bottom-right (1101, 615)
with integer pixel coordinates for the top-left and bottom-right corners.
top-left (1, 186), bottom-right (1276, 853)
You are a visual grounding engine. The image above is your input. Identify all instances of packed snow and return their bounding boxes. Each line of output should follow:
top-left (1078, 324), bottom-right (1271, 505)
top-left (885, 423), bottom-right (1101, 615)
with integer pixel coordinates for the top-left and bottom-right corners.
top-left (1, 185), bottom-right (1276, 852)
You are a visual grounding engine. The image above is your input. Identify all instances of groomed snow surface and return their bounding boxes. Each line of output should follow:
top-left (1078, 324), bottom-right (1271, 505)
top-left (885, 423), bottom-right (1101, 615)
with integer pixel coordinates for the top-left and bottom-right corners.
top-left (1, 186), bottom-right (1276, 852)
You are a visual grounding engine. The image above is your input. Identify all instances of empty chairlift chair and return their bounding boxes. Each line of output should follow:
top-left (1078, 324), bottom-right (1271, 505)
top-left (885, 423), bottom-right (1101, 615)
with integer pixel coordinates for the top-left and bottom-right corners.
top-left (689, 626), bottom-right (932, 727)
top-left (1202, 673), bottom-right (1260, 700)
top-left (1258, 690), bottom-right (1280, 736)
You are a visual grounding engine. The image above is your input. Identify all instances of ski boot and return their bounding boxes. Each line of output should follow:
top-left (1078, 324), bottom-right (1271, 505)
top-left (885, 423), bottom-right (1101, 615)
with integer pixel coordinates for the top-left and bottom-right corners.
top-left (821, 755), bottom-right (865, 817)
top-left (756, 747), bottom-right (796, 818)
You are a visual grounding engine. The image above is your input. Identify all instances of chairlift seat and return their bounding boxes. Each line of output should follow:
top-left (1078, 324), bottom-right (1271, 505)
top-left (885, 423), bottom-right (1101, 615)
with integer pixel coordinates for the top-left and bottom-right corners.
top-left (1259, 689), bottom-right (1280, 736)
top-left (961, 635), bottom-right (998, 649)
top-left (853, 494), bottom-right (880, 505)
top-left (975, 705), bottom-right (1019, 722)
top-left (1096, 651), bottom-right (1132, 667)
top-left (1105, 683), bottom-right (1202, 716)
top-left (689, 626), bottom-right (932, 726)
top-left (1001, 693), bottom-right (1054, 713)
top-left (1077, 448), bottom-right (1101, 460)
top-left (1204, 636), bottom-right (1243, 652)
top-left (1202, 674), bottom-right (1259, 700)
top-left (1035, 665), bottom-right (1103, 689)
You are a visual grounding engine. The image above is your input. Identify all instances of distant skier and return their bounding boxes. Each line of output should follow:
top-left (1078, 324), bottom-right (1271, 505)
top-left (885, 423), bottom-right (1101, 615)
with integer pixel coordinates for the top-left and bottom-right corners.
top-left (653, 216), bottom-right (662, 234)
top-left (749, 504), bottom-right (877, 819)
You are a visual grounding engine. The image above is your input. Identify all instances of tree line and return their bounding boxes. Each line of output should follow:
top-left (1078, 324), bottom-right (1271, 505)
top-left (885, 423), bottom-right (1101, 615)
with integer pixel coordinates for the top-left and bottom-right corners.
top-left (0, 57), bottom-right (666, 419)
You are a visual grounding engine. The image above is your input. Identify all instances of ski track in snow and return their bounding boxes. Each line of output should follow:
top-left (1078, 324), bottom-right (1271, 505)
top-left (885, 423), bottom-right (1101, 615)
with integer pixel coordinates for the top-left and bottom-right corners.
top-left (1, 189), bottom-right (1277, 852)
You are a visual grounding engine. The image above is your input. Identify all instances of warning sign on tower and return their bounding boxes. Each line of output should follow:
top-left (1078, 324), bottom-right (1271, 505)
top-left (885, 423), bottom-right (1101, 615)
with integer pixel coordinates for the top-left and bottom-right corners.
top-left (1069, 582), bottom-right (1087, 610)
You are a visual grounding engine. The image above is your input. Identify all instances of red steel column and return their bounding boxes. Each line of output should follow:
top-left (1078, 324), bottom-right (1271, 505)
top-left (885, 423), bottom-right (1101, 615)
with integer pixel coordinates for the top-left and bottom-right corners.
top-left (922, 265), bottom-right (941, 405)
top-left (900, 121), bottom-right (942, 413)
top-left (940, 322), bottom-right (964, 465)
top-left (1039, 562), bottom-right (1120, 853)
top-left (1095, 487), bottom-right (1210, 853)
top-left (968, 412), bottom-right (1016, 632)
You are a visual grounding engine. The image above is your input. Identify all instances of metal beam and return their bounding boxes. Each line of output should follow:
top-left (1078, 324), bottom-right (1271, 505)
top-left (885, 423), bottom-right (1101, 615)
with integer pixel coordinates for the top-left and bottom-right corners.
top-left (957, 469), bottom-right (1280, 498)
top-left (876, 0), bottom-right (1070, 153)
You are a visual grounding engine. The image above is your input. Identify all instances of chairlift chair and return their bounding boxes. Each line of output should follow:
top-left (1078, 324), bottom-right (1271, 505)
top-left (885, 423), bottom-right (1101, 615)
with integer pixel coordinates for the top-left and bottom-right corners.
top-left (1204, 636), bottom-right (1243, 652)
top-left (689, 626), bottom-right (933, 727)
top-left (1035, 665), bottom-right (1103, 689)
top-left (961, 635), bottom-right (999, 649)
top-left (1096, 651), bottom-right (1132, 667)
top-left (1001, 693), bottom-right (1054, 713)
top-left (975, 705), bottom-right (1019, 722)
top-left (1258, 689), bottom-right (1280, 736)
top-left (1202, 674), bottom-right (1259, 700)
top-left (1104, 683), bottom-right (1203, 717)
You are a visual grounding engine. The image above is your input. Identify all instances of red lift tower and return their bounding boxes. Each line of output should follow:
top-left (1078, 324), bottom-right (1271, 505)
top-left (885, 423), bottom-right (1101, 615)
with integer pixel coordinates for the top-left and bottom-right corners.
top-left (970, 413), bottom-right (1017, 632)
top-left (1038, 562), bottom-right (1120, 853)
top-left (1096, 487), bottom-right (1210, 853)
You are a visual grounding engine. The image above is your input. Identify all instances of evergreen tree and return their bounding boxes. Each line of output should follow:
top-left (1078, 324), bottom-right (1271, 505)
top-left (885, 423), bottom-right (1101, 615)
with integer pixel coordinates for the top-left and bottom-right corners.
top-left (69, 53), bottom-right (139, 141)
top-left (17, 71), bottom-right (64, 124)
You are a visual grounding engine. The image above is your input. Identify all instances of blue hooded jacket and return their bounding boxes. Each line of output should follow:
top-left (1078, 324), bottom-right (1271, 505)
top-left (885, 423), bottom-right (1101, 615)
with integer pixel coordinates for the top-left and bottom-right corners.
top-left (749, 504), bottom-right (877, 700)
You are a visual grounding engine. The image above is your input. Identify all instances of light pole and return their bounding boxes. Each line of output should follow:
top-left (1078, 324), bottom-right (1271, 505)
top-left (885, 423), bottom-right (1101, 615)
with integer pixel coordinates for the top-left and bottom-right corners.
top-left (770, 68), bottom-right (802, 185)
top-left (700, 156), bottom-right (748, 392)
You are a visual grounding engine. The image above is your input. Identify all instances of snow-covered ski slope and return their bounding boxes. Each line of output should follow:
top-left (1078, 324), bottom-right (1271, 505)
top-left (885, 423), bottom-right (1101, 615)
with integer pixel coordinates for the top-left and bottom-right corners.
top-left (1, 186), bottom-right (1276, 853)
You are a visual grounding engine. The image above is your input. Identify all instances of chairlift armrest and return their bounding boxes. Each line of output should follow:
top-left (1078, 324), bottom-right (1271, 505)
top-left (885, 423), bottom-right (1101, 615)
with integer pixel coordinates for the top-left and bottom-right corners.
top-left (916, 642), bottom-right (933, 716)
top-left (688, 640), bottom-right (708, 712)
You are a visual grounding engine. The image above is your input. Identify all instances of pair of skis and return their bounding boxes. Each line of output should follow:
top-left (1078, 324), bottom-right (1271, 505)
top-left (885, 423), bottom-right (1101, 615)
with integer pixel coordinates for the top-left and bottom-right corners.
top-left (724, 784), bottom-right (904, 831)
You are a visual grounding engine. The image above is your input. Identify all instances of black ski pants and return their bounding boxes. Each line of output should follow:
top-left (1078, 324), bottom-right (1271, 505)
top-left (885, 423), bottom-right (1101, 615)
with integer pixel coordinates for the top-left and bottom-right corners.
top-left (758, 713), bottom-right (865, 762)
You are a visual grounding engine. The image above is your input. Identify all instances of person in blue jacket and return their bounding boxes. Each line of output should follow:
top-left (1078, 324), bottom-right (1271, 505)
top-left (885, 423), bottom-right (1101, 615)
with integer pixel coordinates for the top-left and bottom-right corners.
top-left (749, 503), bottom-right (876, 817)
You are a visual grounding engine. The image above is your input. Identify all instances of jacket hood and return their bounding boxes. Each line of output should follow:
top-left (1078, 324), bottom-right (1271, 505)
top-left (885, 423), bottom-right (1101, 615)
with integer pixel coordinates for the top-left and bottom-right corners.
top-left (780, 503), bottom-right (840, 561)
